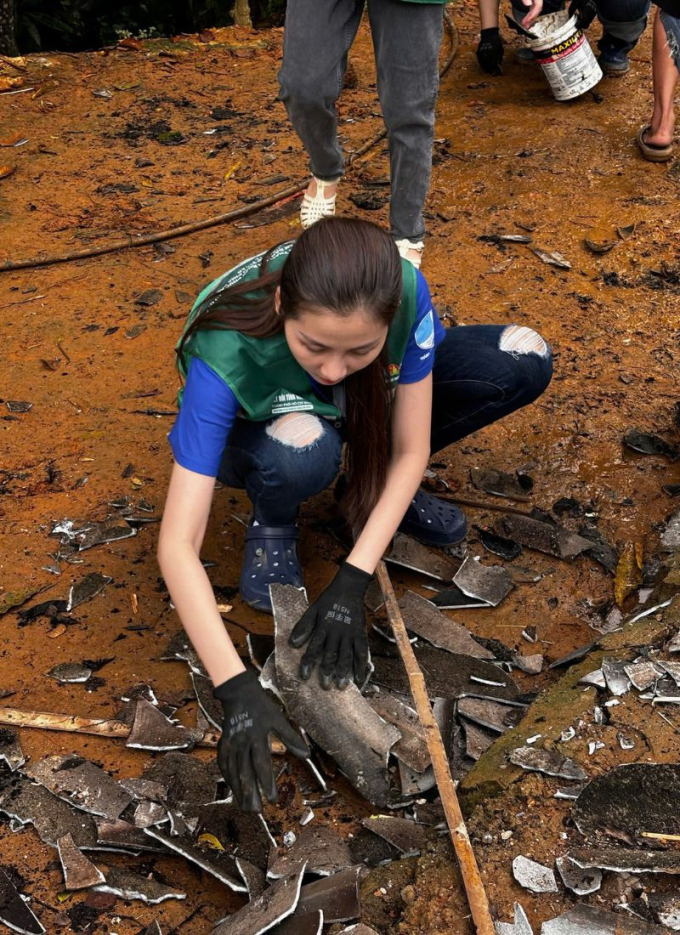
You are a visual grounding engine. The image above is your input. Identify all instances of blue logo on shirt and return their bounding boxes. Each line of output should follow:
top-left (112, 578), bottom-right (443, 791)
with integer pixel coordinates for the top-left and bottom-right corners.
top-left (415, 310), bottom-right (435, 350)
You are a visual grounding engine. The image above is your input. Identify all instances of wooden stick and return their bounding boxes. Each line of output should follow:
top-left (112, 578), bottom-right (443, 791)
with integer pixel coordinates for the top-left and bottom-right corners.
top-left (639, 831), bottom-right (680, 842)
top-left (376, 562), bottom-right (496, 935)
top-left (437, 493), bottom-right (533, 516)
top-left (0, 706), bottom-right (285, 755)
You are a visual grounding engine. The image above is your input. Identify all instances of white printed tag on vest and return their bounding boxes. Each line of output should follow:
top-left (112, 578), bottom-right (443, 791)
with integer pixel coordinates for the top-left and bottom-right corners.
top-left (271, 390), bottom-right (315, 415)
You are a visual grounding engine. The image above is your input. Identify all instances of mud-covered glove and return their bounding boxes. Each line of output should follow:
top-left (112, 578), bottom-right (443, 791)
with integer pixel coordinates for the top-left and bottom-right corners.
top-left (568, 0), bottom-right (597, 29)
top-left (214, 670), bottom-right (309, 812)
top-left (289, 561), bottom-right (373, 690)
top-left (477, 27), bottom-right (504, 75)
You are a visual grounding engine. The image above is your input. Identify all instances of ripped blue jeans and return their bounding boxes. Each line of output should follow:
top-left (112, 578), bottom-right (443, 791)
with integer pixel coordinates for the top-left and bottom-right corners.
top-left (660, 11), bottom-right (680, 73)
top-left (218, 324), bottom-right (553, 525)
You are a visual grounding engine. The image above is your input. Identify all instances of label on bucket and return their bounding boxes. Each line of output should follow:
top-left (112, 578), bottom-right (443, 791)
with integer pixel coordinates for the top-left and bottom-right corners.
top-left (527, 12), bottom-right (602, 101)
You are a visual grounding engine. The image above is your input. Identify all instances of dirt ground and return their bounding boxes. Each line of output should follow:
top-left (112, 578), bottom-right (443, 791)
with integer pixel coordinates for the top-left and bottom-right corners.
top-left (1, 2), bottom-right (679, 932)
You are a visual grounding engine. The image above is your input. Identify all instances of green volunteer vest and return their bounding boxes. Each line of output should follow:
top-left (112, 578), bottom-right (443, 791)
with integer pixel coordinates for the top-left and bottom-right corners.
top-left (176, 242), bottom-right (417, 423)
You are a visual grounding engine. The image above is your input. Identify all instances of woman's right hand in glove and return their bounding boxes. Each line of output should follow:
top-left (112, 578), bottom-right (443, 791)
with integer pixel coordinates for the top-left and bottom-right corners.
top-left (477, 28), bottom-right (504, 75)
top-left (214, 670), bottom-right (309, 812)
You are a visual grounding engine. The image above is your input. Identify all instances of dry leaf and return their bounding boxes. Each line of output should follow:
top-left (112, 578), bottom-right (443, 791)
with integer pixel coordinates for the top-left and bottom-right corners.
top-left (617, 223), bottom-right (636, 240)
top-left (0, 132), bottom-right (27, 146)
top-left (0, 76), bottom-right (24, 92)
top-left (531, 247), bottom-right (571, 269)
top-left (118, 37), bottom-right (143, 51)
top-left (614, 541), bottom-right (643, 607)
top-left (0, 165), bottom-right (16, 179)
top-left (131, 476), bottom-right (144, 488)
top-left (198, 832), bottom-right (225, 851)
top-left (131, 593), bottom-right (138, 614)
top-left (585, 238), bottom-right (617, 255)
top-left (48, 624), bottom-right (67, 639)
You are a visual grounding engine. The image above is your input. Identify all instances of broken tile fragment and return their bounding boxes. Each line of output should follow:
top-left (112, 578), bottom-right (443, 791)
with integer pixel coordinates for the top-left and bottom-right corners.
top-left (297, 865), bottom-right (363, 924)
top-left (362, 816), bottom-right (427, 855)
top-left (126, 699), bottom-right (201, 751)
top-left (573, 763), bottom-right (680, 840)
top-left (269, 911), bottom-right (324, 935)
top-left (601, 658), bottom-right (632, 696)
top-left (191, 671), bottom-right (222, 729)
top-left (453, 556), bottom-right (513, 607)
top-left (95, 818), bottom-right (167, 854)
top-left (624, 660), bottom-right (661, 691)
top-left (398, 591), bottom-right (494, 657)
top-left (543, 905), bottom-right (671, 933)
top-left (0, 867), bottom-right (44, 934)
top-left (458, 698), bottom-right (524, 733)
top-left (495, 903), bottom-right (534, 935)
top-left (160, 630), bottom-right (205, 674)
top-left (67, 572), bottom-right (113, 611)
top-left (133, 801), bottom-right (166, 828)
top-left (569, 846), bottom-right (680, 874)
top-left (94, 868), bottom-right (185, 904)
top-left (144, 827), bottom-right (246, 892)
top-left (47, 662), bottom-right (92, 683)
top-left (212, 865), bottom-right (306, 934)
top-left (268, 826), bottom-right (353, 879)
top-left (661, 511), bottom-right (680, 551)
top-left (337, 926), bottom-right (380, 935)
top-left (512, 856), bottom-right (557, 893)
top-left (0, 771), bottom-right (99, 849)
top-left (384, 533), bottom-right (459, 581)
top-left (367, 693), bottom-right (430, 773)
top-left (497, 515), bottom-right (593, 561)
top-left (144, 923), bottom-right (162, 935)
top-left (235, 857), bottom-right (266, 900)
top-left (24, 755), bottom-right (134, 820)
top-left (272, 585), bottom-right (401, 807)
top-left (430, 585), bottom-right (489, 609)
top-left (555, 855), bottom-right (601, 895)
top-left (463, 721), bottom-right (497, 760)
top-left (0, 728), bottom-right (25, 771)
top-left (509, 747), bottom-right (587, 781)
top-left (57, 833), bottom-right (105, 889)
top-left (471, 466), bottom-right (531, 500)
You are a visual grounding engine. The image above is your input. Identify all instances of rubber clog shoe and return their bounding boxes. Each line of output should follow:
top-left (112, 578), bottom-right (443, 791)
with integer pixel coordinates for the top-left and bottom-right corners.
top-left (398, 489), bottom-right (467, 547)
top-left (599, 48), bottom-right (630, 76)
top-left (239, 524), bottom-right (303, 613)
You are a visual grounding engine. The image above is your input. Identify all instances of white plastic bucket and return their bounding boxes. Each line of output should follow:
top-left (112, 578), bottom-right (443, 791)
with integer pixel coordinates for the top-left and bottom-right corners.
top-left (526, 11), bottom-right (602, 102)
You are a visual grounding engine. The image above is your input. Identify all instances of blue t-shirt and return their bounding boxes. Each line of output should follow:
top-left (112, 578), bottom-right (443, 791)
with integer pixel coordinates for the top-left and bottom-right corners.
top-left (169, 269), bottom-right (445, 477)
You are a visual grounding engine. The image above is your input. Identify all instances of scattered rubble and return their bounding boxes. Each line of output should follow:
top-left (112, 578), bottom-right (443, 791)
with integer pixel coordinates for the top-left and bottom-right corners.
top-left (512, 855), bottom-right (558, 893)
top-left (509, 747), bottom-right (587, 781)
top-left (0, 867), bottom-right (44, 935)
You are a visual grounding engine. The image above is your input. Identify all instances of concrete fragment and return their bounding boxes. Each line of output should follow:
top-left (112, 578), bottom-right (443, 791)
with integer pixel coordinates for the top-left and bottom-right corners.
top-left (509, 747), bottom-right (587, 781)
top-left (268, 826), bottom-right (353, 879)
top-left (94, 868), bottom-right (185, 904)
top-left (24, 755), bottom-right (133, 820)
top-left (454, 556), bottom-right (513, 607)
top-left (398, 591), bottom-right (494, 658)
top-left (212, 865), bottom-right (306, 934)
top-left (385, 533), bottom-right (459, 581)
top-left (542, 905), bottom-right (671, 933)
top-left (272, 585), bottom-right (401, 807)
top-left (496, 903), bottom-right (534, 935)
top-left (297, 865), bottom-right (363, 924)
top-left (512, 856), bottom-right (558, 893)
top-left (555, 855), bottom-right (601, 895)
top-left (47, 662), bottom-right (92, 683)
top-left (126, 699), bottom-right (201, 751)
top-left (0, 867), bottom-right (44, 934)
top-left (57, 833), bottom-right (105, 889)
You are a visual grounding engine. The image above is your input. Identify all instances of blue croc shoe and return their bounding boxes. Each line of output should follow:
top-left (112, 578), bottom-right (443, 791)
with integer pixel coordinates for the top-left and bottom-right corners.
top-left (239, 524), bottom-right (303, 613)
top-left (398, 489), bottom-right (467, 548)
top-left (599, 48), bottom-right (630, 76)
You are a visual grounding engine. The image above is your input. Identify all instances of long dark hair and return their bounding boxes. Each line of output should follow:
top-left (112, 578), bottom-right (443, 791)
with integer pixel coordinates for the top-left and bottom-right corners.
top-left (178, 217), bottom-right (403, 534)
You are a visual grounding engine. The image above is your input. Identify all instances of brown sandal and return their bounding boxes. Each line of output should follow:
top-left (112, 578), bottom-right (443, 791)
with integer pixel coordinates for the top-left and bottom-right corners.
top-left (636, 125), bottom-right (674, 163)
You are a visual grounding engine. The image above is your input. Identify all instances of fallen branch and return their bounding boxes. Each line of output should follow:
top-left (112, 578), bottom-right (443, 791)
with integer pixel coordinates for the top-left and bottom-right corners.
top-left (0, 705), bottom-right (285, 754)
top-left (437, 493), bottom-right (533, 517)
top-left (376, 562), bottom-right (496, 935)
top-left (0, 13), bottom-right (457, 274)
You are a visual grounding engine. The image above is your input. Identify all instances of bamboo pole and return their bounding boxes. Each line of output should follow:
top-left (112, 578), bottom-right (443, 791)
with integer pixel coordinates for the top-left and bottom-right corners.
top-left (0, 706), bottom-right (285, 754)
top-left (376, 562), bottom-right (496, 935)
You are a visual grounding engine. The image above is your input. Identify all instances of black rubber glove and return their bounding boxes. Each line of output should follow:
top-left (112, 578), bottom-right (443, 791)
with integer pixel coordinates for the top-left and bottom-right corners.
top-left (214, 670), bottom-right (309, 812)
top-left (477, 27), bottom-right (504, 75)
top-left (289, 561), bottom-right (373, 690)
top-left (568, 0), bottom-right (597, 30)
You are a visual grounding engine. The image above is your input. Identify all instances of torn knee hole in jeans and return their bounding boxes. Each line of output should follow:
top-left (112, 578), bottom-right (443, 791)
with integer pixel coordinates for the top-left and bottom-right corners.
top-left (266, 412), bottom-right (325, 448)
top-left (499, 325), bottom-right (549, 358)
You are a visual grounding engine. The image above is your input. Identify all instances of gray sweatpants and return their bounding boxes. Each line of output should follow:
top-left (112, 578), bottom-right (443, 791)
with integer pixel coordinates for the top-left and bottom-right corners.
top-left (278, 0), bottom-right (445, 242)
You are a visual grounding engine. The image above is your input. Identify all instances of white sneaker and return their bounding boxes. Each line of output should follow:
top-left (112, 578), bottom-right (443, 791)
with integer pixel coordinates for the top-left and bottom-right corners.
top-left (395, 238), bottom-right (424, 269)
top-left (300, 177), bottom-right (338, 229)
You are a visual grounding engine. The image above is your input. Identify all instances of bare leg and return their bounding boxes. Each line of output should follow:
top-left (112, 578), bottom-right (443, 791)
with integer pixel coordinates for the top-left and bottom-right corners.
top-left (644, 10), bottom-right (678, 147)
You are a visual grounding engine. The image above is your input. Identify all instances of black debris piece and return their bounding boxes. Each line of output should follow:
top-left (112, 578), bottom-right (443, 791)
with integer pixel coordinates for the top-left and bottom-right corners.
top-left (24, 755), bottom-right (134, 820)
top-left (470, 467), bottom-right (532, 500)
top-left (577, 526), bottom-right (619, 575)
top-left (623, 429), bottom-right (678, 461)
top-left (67, 573), bottom-right (113, 611)
top-left (143, 827), bottom-right (247, 892)
top-left (57, 833), bottom-right (106, 889)
top-left (272, 585), bottom-right (400, 807)
top-left (458, 697), bottom-right (524, 733)
top-left (552, 497), bottom-right (583, 518)
top-left (212, 865), bottom-right (306, 934)
top-left (509, 746), bottom-right (587, 781)
top-left (384, 533), bottom-right (460, 581)
top-left (247, 633), bottom-right (276, 670)
top-left (398, 591), bottom-right (494, 658)
top-left (0, 771), bottom-right (99, 849)
top-left (0, 867), bottom-right (44, 934)
top-left (549, 641), bottom-right (598, 670)
top-left (498, 514), bottom-right (593, 561)
top-left (543, 905), bottom-right (670, 934)
top-left (362, 816), bottom-right (427, 854)
top-left (135, 289), bottom-right (164, 307)
top-left (429, 585), bottom-right (489, 609)
top-left (6, 400), bottom-right (33, 413)
top-left (268, 826), bottom-right (353, 879)
top-left (569, 846), bottom-right (680, 874)
top-left (17, 599), bottom-right (70, 626)
top-left (476, 527), bottom-right (522, 562)
top-left (297, 865), bottom-right (363, 924)
top-left (126, 699), bottom-right (202, 751)
top-left (453, 556), bottom-right (513, 607)
top-left (0, 728), bottom-right (25, 771)
top-left (94, 868), bottom-right (185, 904)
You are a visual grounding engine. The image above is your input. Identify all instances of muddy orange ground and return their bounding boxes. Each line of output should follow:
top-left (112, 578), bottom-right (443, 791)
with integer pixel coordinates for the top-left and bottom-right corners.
top-left (1, 3), bottom-right (679, 933)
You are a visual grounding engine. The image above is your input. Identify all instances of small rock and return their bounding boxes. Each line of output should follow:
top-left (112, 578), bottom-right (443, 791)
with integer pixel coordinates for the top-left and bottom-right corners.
top-left (400, 885), bottom-right (416, 904)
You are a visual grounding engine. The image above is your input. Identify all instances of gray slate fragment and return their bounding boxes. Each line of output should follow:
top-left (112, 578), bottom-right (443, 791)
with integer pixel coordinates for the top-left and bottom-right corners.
top-left (94, 868), bottom-right (186, 904)
top-left (601, 658), bottom-right (632, 696)
top-left (661, 511), bottom-right (680, 551)
top-left (270, 911), bottom-right (324, 935)
top-left (624, 660), bottom-right (662, 691)
top-left (47, 662), bottom-right (92, 683)
top-left (512, 856), bottom-right (558, 893)
top-left (577, 669), bottom-right (606, 689)
top-left (496, 903), bottom-right (534, 935)
top-left (95, 818), bottom-right (168, 853)
top-left (133, 801), bottom-right (166, 828)
top-left (191, 671), bottom-right (222, 729)
top-left (385, 533), bottom-right (459, 581)
top-left (509, 747), bottom-right (587, 781)
top-left (367, 693), bottom-right (430, 773)
top-left (297, 865), bottom-right (363, 924)
top-left (0, 728), bottom-right (25, 771)
top-left (463, 721), bottom-right (497, 760)
top-left (659, 660), bottom-right (680, 686)
top-left (541, 905), bottom-right (672, 934)
top-left (397, 591), bottom-right (494, 658)
top-left (126, 699), bottom-right (202, 751)
top-left (212, 865), bottom-right (306, 934)
top-left (235, 857), bottom-right (266, 899)
top-left (569, 846), bottom-right (680, 874)
top-left (0, 772), bottom-right (99, 849)
top-left (555, 855), bottom-right (601, 895)
top-left (24, 755), bottom-right (134, 820)
top-left (144, 827), bottom-right (246, 892)
top-left (268, 826), bottom-right (353, 879)
top-left (498, 515), bottom-right (593, 561)
top-left (57, 833), bottom-right (105, 889)
top-left (67, 572), bottom-right (113, 611)
top-left (144, 923), bottom-right (162, 935)
top-left (453, 556), bottom-right (513, 607)
top-left (338, 927), bottom-right (381, 935)
top-left (0, 867), bottom-right (45, 935)
top-left (362, 816), bottom-right (427, 854)
top-left (272, 585), bottom-right (401, 807)
top-left (458, 698), bottom-right (524, 734)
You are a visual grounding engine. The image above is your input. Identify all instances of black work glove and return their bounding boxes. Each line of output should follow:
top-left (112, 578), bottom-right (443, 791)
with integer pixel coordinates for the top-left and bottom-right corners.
top-left (214, 670), bottom-right (309, 812)
top-left (289, 561), bottom-right (373, 690)
top-left (568, 0), bottom-right (597, 30)
top-left (477, 27), bottom-right (504, 75)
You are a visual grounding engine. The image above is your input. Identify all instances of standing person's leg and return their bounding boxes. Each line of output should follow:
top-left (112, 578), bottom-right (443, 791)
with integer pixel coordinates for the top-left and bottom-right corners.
top-left (218, 413), bottom-right (343, 611)
top-left (397, 323), bottom-right (553, 547)
top-left (639, 10), bottom-right (680, 153)
top-left (596, 0), bottom-right (651, 75)
top-left (367, 0), bottom-right (445, 266)
top-left (278, 0), bottom-right (364, 228)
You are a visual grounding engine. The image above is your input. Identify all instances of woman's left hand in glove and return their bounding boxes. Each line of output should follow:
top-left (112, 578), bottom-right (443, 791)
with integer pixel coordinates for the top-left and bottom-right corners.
top-left (289, 561), bottom-right (373, 690)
